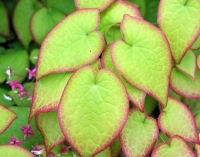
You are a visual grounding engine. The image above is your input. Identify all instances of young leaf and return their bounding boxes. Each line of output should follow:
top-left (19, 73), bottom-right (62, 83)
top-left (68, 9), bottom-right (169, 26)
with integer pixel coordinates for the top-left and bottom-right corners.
top-left (36, 111), bottom-right (65, 156)
top-left (170, 68), bottom-right (200, 98)
top-left (176, 50), bottom-right (196, 80)
top-left (112, 15), bottom-right (171, 107)
top-left (36, 9), bottom-right (104, 80)
top-left (29, 73), bottom-right (72, 121)
top-left (158, 97), bottom-right (199, 143)
top-left (152, 135), bottom-right (195, 157)
top-left (120, 108), bottom-right (159, 157)
top-left (75, 0), bottom-right (115, 11)
top-left (98, 1), bottom-right (141, 34)
top-left (197, 54), bottom-right (200, 70)
top-left (0, 104), bottom-right (17, 134)
top-left (111, 138), bottom-right (121, 157)
top-left (30, 7), bottom-right (65, 44)
top-left (0, 1), bottom-right (10, 37)
top-left (102, 45), bottom-right (146, 112)
top-left (192, 36), bottom-right (200, 50)
top-left (158, 0), bottom-right (200, 64)
top-left (13, 0), bottom-right (42, 49)
top-left (58, 66), bottom-right (129, 157)
top-left (0, 145), bottom-right (34, 157)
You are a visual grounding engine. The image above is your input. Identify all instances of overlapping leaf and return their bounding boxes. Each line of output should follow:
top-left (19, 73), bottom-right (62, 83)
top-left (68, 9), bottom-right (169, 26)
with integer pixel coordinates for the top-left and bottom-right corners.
top-left (192, 36), bottom-right (200, 50)
top-left (0, 105), bottom-right (17, 134)
top-left (111, 138), bottom-right (121, 157)
top-left (95, 147), bottom-right (111, 157)
top-left (102, 45), bottom-right (146, 112)
top-left (197, 54), bottom-right (200, 70)
top-left (0, 1), bottom-right (10, 37)
top-left (58, 66), bottom-right (129, 157)
top-left (158, 0), bottom-right (200, 64)
top-left (36, 9), bottom-right (104, 80)
top-left (126, 0), bottom-right (146, 17)
top-left (112, 15), bottom-right (171, 107)
top-left (152, 136), bottom-right (195, 157)
top-left (120, 108), bottom-right (158, 157)
top-left (158, 97), bottom-right (199, 143)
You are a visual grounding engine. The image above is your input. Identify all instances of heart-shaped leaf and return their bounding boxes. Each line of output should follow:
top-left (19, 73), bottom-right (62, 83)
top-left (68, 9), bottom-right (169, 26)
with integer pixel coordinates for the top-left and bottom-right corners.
top-left (158, 97), bottom-right (199, 143)
top-left (75, 0), bottom-right (115, 11)
top-left (30, 7), bottom-right (65, 44)
top-left (197, 54), bottom-right (200, 70)
top-left (111, 138), bottom-right (121, 157)
top-left (192, 35), bottom-right (200, 50)
top-left (170, 68), bottom-right (200, 98)
top-left (36, 111), bottom-right (65, 156)
top-left (0, 105), bottom-right (17, 134)
top-left (58, 66), bottom-right (129, 157)
top-left (176, 50), bottom-right (196, 79)
top-left (98, 1), bottom-right (141, 34)
top-left (158, 0), bottom-right (200, 64)
top-left (95, 147), bottom-right (111, 157)
top-left (13, 0), bottom-right (42, 49)
top-left (0, 145), bottom-right (34, 157)
top-left (0, 1), bottom-right (10, 37)
top-left (112, 15), bottom-right (171, 107)
top-left (120, 108), bottom-right (159, 157)
top-left (102, 45), bottom-right (146, 112)
top-left (152, 135), bottom-right (195, 157)
top-left (29, 73), bottom-right (72, 121)
top-left (36, 9), bottom-right (104, 80)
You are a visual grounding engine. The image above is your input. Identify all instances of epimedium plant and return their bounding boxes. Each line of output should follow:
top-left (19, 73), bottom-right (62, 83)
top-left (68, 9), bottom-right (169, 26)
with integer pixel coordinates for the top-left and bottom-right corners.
top-left (0, 0), bottom-right (200, 157)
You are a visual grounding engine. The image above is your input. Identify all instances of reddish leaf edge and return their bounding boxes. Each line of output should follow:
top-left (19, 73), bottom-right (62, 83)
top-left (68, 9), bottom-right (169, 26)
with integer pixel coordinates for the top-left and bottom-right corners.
top-left (151, 135), bottom-right (196, 157)
top-left (58, 65), bottom-right (129, 157)
top-left (0, 105), bottom-right (17, 134)
top-left (35, 112), bottom-right (65, 156)
top-left (158, 97), bottom-right (200, 144)
top-left (197, 54), bottom-right (200, 70)
top-left (157, 0), bottom-right (200, 64)
top-left (119, 108), bottom-right (159, 157)
top-left (74, 0), bottom-right (115, 12)
top-left (111, 14), bottom-right (172, 108)
top-left (36, 8), bottom-right (105, 81)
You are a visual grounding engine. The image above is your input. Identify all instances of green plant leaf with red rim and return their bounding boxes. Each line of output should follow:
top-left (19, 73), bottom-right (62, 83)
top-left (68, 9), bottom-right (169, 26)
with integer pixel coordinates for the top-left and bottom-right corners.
top-left (58, 66), bottom-right (129, 157)
top-left (13, 0), bottom-right (42, 49)
top-left (158, 97), bottom-right (199, 143)
top-left (102, 44), bottom-right (146, 112)
top-left (0, 145), bottom-right (34, 157)
top-left (120, 108), bottom-right (159, 157)
top-left (158, 0), bottom-right (200, 64)
top-left (112, 14), bottom-right (171, 107)
top-left (75, 0), bottom-right (115, 11)
top-left (192, 35), bottom-right (200, 50)
top-left (111, 138), bottom-right (121, 157)
top-left (30, 7), bottom-right (65, 44)
top-left (29, 72), bottom-right (72, 121)
top-left (0, 1), bottom-right (10, 37)
top-left (0, 105), bottom-right (17, 134)
top-left (36, 111), bottom-right (65, 156)
top-left (152, 135), bottom-right (196, 157)
top-left (36, 9), bottom-right (104, 80)
top-left (176, 50), bottom-right (196, 80)
top-left (197, 54), bottom-right (200, 70)
top-left (170, 68), bottom-right (200, 98)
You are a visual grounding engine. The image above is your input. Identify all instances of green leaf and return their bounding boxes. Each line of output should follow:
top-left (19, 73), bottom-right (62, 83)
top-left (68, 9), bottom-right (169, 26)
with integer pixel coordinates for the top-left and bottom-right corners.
top-left (0, 145), bottom-right (34, 157)
top-left (154, 132), bottom-right (169, 148)
top-left (120, 108), bottom-right (158, 157)
top-left (158, 97), bottom-right (199, 143)
top-left (192, 35), bottom-right (200, 50)
top-left (58, 66), bottom-right (129, 157)
top-left (111, 138), bottom-right (121, 157)
top-left (90, 59), bottom-right (101, 73)
top-left (102, 45), bottom-right (146, 112)
top-left (36, 111), bottom-right (65, 156)
top-left (112, 15), bottom-right (171, 107)
top-left (144, 95), bottom-right (158, 116)
top-left (95, 147), bottom-right (111, 157)
top-left (125, 0), bottom-right (146, 17)
top-left (152, 135), bottom-right (195, 157)
top-left (158, 0), bottom-right (200, 64)
top-left (0, 1), bottom-right (10, 37)
top-left (176, 50), bottom-right (196, 79)
top-left (0, 105), bottom-right (17, 134)
top-left (170, 68), bottom-right (200, 98)
top-left (0, 87), bottom-right (14, 107)
top-left (30, 7), bottom-right (65, 44)
top-left (0, 49), bottom-right (29, 83)
top-left (29, 73), bottom-right (72, 121)
top-left (197, 54), bottom-right (200, 70)
top-left (98, 1), bottom-right (141, 34)
top-left (75, 0), bottom-right (114, 11)
top-left (144, 0), bottom-right (159, 24)
top-left (30, 48), bottom-right (39, 65)
top-left (104, 24), bottom-right (122, 44)
top-left (36, 9), bottom-right (104, 80)
top-left (13, 0), bottom-right (42, 49)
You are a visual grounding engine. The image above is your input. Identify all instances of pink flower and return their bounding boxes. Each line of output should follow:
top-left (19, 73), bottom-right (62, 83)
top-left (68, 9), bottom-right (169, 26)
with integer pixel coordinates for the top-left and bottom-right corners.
top-left (31, 146), bottom-right (44, 157)
top-left (50, 152), bottom-right (55, 157)
top-left (20, 124), bottom-right (34, 139)
top-left (27, 95), bottom-right (32, 100)
top-left (26, 68), bottom-right (36, 80)
top-left (7, 80), bottom-right (23, 90)
top-left (17, 88), bottom-right (29, 100)
top-left (59, 146), bottom-right (71, 155)
top-left (8, 136), bottom-right (22, 145)
top-left (6, 66), bottom-right (12, 79)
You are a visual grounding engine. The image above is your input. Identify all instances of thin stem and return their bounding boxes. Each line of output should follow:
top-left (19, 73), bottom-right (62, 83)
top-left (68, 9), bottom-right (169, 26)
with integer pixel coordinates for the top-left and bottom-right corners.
top-left (21, 134), bottom-right (42, 144)
top-left (159, 134), bottom-right (165, 142)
